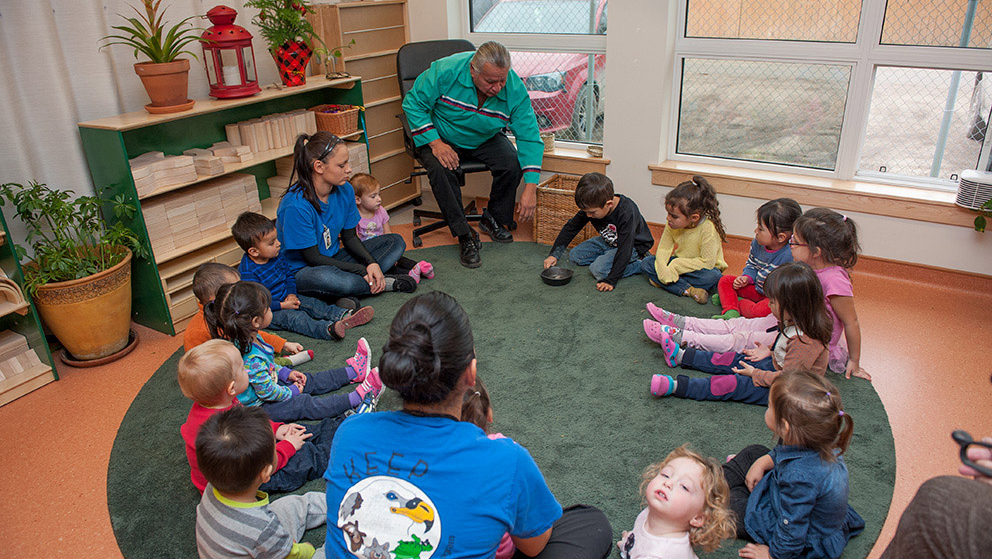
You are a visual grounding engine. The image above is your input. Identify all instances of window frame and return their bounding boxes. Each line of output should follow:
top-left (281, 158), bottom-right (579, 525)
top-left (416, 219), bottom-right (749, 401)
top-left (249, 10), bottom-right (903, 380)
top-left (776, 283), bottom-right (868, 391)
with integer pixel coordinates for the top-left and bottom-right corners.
top-left (669, 0), bottom-right (992, 191)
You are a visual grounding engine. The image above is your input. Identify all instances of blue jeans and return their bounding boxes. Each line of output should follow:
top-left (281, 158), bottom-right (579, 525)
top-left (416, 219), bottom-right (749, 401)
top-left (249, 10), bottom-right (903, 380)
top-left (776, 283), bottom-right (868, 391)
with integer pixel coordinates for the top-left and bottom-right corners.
top-left (674, 373), bottom-right (771, 406)
top-left (567, 236), bottom-right (643, 282)
top-left (641, 255), bottom-right (723, 295)
top-left (260, 367), bottom-right (354, 422)
top-left (260, 415), bottom-right (343, 493)
top-left (269, 294), bottom-right (348, 340)
top-left (294, 234), bottom-right (406, 298)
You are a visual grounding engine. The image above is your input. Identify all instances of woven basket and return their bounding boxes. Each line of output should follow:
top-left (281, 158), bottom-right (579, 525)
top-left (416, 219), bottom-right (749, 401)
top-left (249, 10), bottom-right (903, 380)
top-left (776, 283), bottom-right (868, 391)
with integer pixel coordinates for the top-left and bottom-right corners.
top-left (535, 174), bottom-right (597, 248)
top-left (310, 104), bottom-right (360, 136)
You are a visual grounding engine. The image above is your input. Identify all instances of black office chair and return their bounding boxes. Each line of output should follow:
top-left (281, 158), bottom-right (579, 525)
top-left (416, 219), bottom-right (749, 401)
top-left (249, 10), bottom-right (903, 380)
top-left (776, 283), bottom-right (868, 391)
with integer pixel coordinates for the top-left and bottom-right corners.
top-left (396, 39), bottom-right (490, 247)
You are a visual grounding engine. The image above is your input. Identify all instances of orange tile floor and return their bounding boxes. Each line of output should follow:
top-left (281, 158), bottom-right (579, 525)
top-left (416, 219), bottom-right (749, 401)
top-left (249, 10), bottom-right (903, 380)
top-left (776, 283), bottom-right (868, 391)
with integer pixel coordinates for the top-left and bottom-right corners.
top-left (1, 217), bottom-right (989, 559)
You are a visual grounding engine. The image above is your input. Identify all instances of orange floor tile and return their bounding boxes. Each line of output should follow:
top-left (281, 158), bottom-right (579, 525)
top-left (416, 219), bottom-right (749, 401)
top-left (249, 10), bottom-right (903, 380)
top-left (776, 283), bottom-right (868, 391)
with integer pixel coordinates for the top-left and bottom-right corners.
top-left (1, 216), bottom-right (989, 559)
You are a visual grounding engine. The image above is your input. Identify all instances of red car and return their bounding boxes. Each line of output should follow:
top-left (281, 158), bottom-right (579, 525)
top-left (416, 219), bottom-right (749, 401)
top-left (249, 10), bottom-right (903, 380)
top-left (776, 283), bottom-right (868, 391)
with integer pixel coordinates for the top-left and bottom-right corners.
top-left (474, 0), bottom-right (607, 142)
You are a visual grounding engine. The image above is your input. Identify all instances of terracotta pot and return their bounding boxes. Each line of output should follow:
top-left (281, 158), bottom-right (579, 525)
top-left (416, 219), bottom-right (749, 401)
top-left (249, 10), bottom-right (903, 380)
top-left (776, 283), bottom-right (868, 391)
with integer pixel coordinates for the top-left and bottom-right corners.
top-left (32, 249), bottom-right (132, 361)
top-left (273, 42), bottom-right (313, 87)
top-left (134, 59), bottom-right (193, 113)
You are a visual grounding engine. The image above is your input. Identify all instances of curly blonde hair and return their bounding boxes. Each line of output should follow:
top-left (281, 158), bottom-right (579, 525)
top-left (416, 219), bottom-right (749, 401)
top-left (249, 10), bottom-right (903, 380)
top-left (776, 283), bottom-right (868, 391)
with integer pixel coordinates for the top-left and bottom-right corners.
top-left (639, 445), bottom-right (736, 552)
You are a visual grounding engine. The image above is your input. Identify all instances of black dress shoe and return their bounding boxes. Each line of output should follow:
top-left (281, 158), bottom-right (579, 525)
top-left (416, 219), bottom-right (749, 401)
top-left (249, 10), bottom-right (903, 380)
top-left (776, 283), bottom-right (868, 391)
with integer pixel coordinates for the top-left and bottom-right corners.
top-left (480, 209), bottom-right (513, 243)
top-left (459, 235), bottom-right (481, 268)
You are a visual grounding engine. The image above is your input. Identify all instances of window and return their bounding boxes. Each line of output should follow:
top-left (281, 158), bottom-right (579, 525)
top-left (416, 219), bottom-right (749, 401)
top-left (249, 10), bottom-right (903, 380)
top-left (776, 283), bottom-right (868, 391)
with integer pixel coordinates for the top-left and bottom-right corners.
top-left (467, 0), bottom-right (607, 145)
top-left (673, 0), bottom-right (992, 190)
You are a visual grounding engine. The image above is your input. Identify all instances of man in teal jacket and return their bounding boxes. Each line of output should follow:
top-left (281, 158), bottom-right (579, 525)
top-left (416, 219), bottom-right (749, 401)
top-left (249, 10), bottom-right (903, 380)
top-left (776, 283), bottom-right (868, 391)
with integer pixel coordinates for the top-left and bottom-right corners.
top-left (402, 41), bottom-right (543, 268)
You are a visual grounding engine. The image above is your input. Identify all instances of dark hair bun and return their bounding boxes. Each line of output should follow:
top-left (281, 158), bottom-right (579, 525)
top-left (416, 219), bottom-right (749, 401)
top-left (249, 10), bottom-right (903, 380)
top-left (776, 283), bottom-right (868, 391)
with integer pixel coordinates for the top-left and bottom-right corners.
top-left (379, 320), bottom-right (441, 396)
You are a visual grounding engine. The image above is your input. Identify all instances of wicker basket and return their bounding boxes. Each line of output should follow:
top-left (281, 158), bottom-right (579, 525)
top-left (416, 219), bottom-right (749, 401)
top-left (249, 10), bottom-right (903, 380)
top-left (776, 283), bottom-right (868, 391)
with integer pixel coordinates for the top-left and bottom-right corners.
top-left (534, 174), bottom-right (597, 248)
top-left (310, 104), bottom-right (360, 136)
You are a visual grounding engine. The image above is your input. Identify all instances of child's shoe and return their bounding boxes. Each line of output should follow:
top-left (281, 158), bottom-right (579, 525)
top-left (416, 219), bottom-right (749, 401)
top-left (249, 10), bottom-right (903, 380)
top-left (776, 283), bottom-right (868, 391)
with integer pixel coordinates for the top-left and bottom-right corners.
top-left (644, 320), bottom-right (681, 346)
top-left (347, 338), bottom-right (371, 382)
top-left (354, 389), bottom-right (380, 414)
top-left (646, 303), bottom-right (684, 328)
top-left (418, 261), bottom-right (435, 279)
top-left (685, 287), bottom-right (709, 304)
top-left (331, 306), bottom-right (375, 340)
top-left (408, 264), bottom-right (422, 284)
top-left (710, 293), bottom-right (720, 306)
top-left (651, 374), bottom-right (676, 397)
top-left (711, 310), bottom-right (741, 320)
top-left (356, 366), bottom-right (382, 400)
top-left (658, 332), bottom-right (682, 367)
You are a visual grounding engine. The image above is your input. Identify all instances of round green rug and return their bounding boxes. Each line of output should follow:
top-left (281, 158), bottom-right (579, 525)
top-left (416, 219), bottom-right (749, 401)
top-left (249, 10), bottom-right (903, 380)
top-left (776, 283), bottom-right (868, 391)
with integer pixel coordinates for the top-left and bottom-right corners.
top-left (108, 242), bottom-right (894, 558)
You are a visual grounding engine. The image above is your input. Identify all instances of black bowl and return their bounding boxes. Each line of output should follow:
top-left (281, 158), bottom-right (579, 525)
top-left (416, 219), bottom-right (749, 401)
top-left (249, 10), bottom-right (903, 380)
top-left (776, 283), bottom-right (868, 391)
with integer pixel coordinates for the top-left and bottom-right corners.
top-left (541, 266), bottom-right (573, 286)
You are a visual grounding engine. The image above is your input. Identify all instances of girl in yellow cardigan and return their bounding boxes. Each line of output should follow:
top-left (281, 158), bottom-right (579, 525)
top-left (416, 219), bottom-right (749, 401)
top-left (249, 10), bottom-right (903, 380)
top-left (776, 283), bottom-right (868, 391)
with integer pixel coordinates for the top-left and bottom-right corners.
top-left (642, 176), bottom-right (728, 304)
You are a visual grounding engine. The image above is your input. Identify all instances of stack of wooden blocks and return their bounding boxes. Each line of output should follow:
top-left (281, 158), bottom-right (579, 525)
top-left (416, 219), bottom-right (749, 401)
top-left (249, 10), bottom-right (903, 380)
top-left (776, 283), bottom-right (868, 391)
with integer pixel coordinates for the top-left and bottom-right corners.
top-left (225, 110), bottom-right (318, 154)
top-left (265, 141), bottom-right (369, 198)
top-left (129, 152), bottom-right (198, 198)
top-left (346, 141), bottom-right (370, 175)
top-left (142, 173), bottom-right (262, 256)
top-left (0, 331), bottom-right (41, 381)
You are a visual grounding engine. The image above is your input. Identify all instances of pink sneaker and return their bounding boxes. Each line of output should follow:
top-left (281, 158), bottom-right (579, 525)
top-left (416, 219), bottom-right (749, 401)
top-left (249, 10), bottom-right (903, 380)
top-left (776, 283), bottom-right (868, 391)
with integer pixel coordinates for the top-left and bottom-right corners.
top-left (347, 338), bottom-right (371, 382)
top-left (408, 265), bottom-right (422, 284)
top-left (646, 302), bottom-right (679, 327)
top-left (651, 374), bottom-right (675, 397)
top-left (356, 367), bottom-right (382, 399)
top-left (418, 261), bottom-right (435, 279)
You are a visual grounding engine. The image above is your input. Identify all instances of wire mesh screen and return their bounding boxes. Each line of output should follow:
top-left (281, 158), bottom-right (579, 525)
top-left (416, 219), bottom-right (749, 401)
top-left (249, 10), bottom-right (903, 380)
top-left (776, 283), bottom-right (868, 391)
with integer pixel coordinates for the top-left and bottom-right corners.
top-left (685, 0), bottom-right (860, 43)
top-left (510, 51), bottom-right (605, 144)
top-left (471, 0), bottom-right (607, 35)
top-left (677, 58), bottom-right (850, 170)
top-left (881, 0), bottom-right (992, 48)
top-left (859, 68), bottom-right (990, 180)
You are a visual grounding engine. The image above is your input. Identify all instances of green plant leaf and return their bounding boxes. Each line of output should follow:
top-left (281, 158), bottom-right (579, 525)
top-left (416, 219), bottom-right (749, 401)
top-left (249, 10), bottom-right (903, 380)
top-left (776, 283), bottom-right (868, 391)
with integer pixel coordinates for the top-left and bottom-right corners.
top-left (976, 214), bottom-right (987, 232)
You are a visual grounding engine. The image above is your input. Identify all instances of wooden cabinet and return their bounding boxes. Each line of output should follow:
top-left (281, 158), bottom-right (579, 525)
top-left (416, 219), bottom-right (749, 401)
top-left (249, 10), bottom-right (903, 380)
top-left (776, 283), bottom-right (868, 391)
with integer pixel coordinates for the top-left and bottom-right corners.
top-left (0, 216), bottom-right (57, 407)
top-left (309, 1), bottom-right (419, 209)
top-left (78, 77), bottom-right (367, 335)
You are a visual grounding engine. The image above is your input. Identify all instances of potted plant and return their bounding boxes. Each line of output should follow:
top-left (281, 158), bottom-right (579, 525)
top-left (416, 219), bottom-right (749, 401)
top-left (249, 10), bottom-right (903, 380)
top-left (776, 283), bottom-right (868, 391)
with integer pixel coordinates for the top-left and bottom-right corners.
top-left (975, 198), bottom-right (992, 232)
top-left (243, 0), bottom-right (326, 86)
top-left (0, 181), bottom-right (147, 360)
top-left (100, 0), bottom-right (201, 114)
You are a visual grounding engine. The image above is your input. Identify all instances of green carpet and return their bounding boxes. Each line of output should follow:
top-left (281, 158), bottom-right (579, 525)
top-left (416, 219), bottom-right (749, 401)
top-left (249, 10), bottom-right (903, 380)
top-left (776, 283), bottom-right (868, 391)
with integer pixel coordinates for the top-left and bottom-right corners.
top-left (108, 242), bottom-right (894, 559)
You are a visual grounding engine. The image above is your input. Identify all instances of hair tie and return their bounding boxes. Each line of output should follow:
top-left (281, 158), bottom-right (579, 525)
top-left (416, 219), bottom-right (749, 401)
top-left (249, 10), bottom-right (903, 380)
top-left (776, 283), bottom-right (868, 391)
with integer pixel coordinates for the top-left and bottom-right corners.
top-left (235, 310), bottom-right (240, 315)
top-left (826, 391), bottom-right (831, 396)
top-left (838, 410), bottom-right (845, 417)
top-left (841, 214), bottom-right (848, 221)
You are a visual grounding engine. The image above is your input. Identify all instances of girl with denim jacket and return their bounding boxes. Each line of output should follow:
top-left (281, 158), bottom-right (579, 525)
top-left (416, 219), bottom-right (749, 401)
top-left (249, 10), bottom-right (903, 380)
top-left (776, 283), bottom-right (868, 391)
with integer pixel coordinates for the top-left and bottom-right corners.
top-left (722, 371), bottom-right (864, 559)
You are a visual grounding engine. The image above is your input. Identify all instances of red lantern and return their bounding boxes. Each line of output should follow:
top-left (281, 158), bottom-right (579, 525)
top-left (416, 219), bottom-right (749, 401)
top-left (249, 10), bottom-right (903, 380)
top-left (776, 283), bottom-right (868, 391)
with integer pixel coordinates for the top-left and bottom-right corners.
top-left (201, 5), bottom-right (260, 99)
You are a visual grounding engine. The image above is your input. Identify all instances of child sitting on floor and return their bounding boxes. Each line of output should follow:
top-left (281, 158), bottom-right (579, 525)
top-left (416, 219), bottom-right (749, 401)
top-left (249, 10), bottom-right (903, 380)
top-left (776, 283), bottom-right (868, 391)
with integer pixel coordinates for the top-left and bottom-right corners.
top-left (641, 175), bottom-right (727, 303)
top-left (712, 198), bottom-right (802, 319)
top-left (178, 339), bottom-right (339, 494)
top-left (649, 262), bottom-right (830, 406)
top-left (208, 281), bottom-right (382, 422)
top-left (617, 444), bottom-right (734, 559)
top-left (184, 263), bottom-right (304, 358)
top-left (543, 172), bottom-right (654, 292)
top-left (233, 212), bottom-right (374, 341)
top-left (352, 172), bottom-right (435, 283)
top-left (195, 405), bottom-right (328, 559)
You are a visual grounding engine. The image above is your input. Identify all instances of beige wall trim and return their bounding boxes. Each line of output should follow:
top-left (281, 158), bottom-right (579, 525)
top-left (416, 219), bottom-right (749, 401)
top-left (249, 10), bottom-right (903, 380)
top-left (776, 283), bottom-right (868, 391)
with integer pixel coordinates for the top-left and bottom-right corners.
top-left (649, 161), bottom-right (976, 229)
top-left (542, 146), bottom-right (610, 176)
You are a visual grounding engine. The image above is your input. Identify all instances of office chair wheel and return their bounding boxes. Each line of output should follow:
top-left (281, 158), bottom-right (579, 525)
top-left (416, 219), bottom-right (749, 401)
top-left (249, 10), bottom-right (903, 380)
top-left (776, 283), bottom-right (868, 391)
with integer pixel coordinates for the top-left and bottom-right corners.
top-left (413, 216), bottom-right (421, 226)
top-left (413, 236), bottom-right (423, 248)
top-left (412, 197), bottom-right (423, 206)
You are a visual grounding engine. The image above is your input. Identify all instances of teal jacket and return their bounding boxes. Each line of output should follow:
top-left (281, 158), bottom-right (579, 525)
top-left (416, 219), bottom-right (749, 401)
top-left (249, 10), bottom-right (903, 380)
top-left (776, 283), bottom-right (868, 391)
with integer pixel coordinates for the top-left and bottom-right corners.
top-left (402, 51), bottom-right (543, 184)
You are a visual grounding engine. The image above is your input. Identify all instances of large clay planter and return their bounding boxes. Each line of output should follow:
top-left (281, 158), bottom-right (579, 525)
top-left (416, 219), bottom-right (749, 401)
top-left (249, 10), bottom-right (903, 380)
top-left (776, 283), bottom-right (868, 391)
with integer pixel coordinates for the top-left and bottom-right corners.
top-left (32, 249), bottom-right (132, 361)
top-left (134, 59), bottom-right (194, 114)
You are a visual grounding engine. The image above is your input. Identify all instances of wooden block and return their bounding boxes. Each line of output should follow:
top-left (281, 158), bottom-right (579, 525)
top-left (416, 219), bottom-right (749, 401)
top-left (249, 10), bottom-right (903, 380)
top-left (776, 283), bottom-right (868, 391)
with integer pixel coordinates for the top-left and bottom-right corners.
top-left (182, 148), bottom-right (213, 158)
top-left (305, 111), bottom-right (317, 135)
top-left (225, 123), bottom-right (242, 146)
top-left (275, 156), bottom-right (294, 177)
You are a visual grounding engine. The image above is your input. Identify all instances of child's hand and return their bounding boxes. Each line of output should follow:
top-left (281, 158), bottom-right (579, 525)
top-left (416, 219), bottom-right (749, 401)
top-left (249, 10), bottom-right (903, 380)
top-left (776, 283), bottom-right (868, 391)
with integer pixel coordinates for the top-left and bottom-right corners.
top-left (746, 454), bottom-right (774, 491)
top-left (845, 359), bottom-right (872, 381)
top-left (275, 423), bottom-right (305, 440)
top-left (543, 256), bottom-right (557, 269)
top-left (960, 436), bottom-right (992, 486)
top-left (739, 543), bottom-right (771, 559)
top-left (280, 296), bottom-right (301, 310)
top-left (282, 342), bottom-right (304, 355)
top-left (596, 282), bottom-right (614, 292)
top-left (616, 531), bottom-right (631, 551)
top-left (282, 427), bottom-right (313, 451)
top-left (743, 342), bottom-right (772, 362)
top-left (733, 275), bottom-right (751, 289)
top-left (288, 370), bottom-right (307, 386)
top-left (733, 362), bottom-right (757, 377)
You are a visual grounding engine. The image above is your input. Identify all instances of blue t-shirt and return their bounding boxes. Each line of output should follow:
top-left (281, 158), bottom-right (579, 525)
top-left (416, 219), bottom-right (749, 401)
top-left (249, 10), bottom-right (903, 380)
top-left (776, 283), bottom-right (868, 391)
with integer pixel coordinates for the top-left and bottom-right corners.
top-left (276, 184), bottom-right (361, 273)
top-left (324, 412), bottom-right (562, 559)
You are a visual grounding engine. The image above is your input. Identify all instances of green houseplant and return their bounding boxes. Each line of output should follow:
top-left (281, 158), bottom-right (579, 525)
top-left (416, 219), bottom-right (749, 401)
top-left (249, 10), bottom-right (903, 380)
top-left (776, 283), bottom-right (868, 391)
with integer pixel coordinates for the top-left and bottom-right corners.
top-left (975, 198), bottom-right (992, 232)
top-left (0, 181), bottom-right (147, 360)
top-left (243, 0), bottom-right (326, 86)
top-left (100, 0), bottom-right (201, 113)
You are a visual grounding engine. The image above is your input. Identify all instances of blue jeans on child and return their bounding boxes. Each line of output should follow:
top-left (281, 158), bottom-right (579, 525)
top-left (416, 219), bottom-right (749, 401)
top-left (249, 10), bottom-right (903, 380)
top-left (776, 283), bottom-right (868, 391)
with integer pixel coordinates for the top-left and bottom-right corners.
top-left (294, 234), bottom-right (406, 298)
top-left (567, 236), bottom-right (643, 282)
top-left (269, 294), bottom-right (349, 340)
top-left (672, 349), bottom-right (775, 405)
top-left (641, 255), bottom-right (723, 295)
top-left (261, 367), bottom-right (354, 422)
top-left (260, 414), bottom-right (343, 493)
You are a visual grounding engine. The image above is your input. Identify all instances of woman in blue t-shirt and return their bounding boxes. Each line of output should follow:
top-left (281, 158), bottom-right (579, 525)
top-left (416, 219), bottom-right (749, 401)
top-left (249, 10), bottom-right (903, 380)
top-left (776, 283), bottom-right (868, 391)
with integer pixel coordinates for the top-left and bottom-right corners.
top-left (323, 291), bottom-right (613, 559)
top-left (277, 131), bottom-right (416, 298)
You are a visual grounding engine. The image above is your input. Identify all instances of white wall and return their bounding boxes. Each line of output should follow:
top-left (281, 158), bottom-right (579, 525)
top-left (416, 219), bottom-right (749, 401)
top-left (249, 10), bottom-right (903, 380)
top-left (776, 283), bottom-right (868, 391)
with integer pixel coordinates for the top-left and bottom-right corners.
top-left (421, 0), bottom-right (992, 276)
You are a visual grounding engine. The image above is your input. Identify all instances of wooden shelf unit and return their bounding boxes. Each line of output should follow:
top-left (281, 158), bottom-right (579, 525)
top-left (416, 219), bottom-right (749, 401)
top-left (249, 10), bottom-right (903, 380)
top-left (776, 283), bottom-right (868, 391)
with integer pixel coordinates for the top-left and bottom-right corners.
top-left (309, 1), bottom-right (419, 209)
top-left (0, 212), bottom-right (57, 407)
top-left (79, 77), bottom-right (368, 335)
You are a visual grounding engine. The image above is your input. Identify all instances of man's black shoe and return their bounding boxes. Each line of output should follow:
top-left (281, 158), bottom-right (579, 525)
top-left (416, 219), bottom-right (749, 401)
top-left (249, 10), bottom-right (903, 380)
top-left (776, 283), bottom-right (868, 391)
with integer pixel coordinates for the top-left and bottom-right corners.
top-left (459, 235), bottom-right (481, 268)
top-left (480, 209), bottom-right (513, 243)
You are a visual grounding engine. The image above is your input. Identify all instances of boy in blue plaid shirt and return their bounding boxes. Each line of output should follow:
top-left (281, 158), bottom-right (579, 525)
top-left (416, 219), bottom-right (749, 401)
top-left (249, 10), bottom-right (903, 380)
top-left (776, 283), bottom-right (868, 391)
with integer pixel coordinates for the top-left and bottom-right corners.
top-left (233, 212), bottom-right (374, 340)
